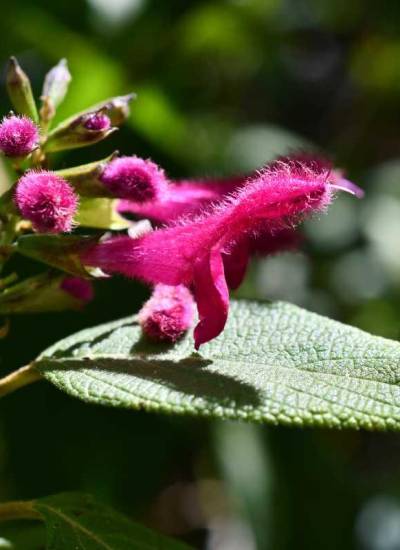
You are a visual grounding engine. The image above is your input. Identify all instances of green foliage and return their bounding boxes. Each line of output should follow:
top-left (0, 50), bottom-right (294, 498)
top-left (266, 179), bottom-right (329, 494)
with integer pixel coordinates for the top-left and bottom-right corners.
top-left (35, 300), bottom-right (400, 431)
top-left (34, 492), bottom-right (190, 549)
top-left (0, 493), bottom-right (191, 549)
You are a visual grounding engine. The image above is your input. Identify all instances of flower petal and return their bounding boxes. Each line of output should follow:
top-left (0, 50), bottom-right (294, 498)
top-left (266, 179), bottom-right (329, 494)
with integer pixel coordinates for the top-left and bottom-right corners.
top-left (193, 245), bottom-right (229, 349)
top-left (222, 238), bottom-right (250, 290)
top-left (251, 228), bottom-right (301, 256)
top-left (330, 175), bottom-right (364, 198)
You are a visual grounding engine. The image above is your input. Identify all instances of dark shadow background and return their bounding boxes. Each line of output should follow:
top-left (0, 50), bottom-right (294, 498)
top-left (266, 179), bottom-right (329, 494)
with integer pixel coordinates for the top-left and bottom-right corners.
top-left (2, 1), bottom-right (400, 548)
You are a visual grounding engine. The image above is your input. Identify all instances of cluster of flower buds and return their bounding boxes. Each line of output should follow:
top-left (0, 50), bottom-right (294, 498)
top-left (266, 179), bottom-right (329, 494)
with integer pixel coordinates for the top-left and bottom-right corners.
top-left (0, 56), bottom-right (136, 320)
top-left (0, 55), bottom-right (364, 346)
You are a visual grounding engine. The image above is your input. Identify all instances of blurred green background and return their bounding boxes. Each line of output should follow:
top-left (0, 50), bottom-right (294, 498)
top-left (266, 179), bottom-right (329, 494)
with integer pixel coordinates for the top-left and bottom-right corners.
top-left (2, 0), bottom-right (400, 548)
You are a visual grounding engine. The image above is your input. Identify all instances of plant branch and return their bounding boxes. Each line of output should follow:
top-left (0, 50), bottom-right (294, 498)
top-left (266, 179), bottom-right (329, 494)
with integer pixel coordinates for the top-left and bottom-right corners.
top-left (0, 364), bottom-right (42, 398)
top-left (0, 500), bottom-right (42, 522)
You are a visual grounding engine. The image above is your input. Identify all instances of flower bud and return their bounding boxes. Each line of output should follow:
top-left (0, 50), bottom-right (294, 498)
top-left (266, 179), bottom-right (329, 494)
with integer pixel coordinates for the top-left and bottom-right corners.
top-left (44, 109), bottom-right (116, 153)
top-left (100, 156), bottom-right (167, 202)
top-left (83, 112), bottom-right (111, 131)
top-left (139, 284), bottom-right (194, 342)
top-left (42, 59), bottom-right (71, 110)
top-left (15, 170), bottom-right (78, 233)
top-left (0, 115), bottom-right (39, 157)
top-left (6, 57), bottom-right (39, 122)
top-left (88, 94), bottom-right (135, 126)
top-left (60, 276), bottom-right (94, 303)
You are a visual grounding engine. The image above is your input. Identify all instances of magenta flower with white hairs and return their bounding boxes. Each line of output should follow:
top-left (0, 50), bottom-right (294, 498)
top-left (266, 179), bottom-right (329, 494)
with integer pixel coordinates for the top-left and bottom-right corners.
top-left (100, 156), bottom-right (167, 202)
top-left (118, 153), bottom-right (363, 225)
top-left (139, 284), bottom-right (194, 342)
top-left (118, 175), bottom-right (243, 224)
top-left (83, 158), bottom-right (363, 348)
top-left (15, 170), bottom-right (78, 233)
top-left (0, 115), bottom-right (39, 157)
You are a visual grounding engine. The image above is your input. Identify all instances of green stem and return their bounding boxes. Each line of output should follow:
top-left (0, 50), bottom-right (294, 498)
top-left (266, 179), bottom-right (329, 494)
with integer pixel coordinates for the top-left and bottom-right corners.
top-left (0, 364), bottom-right (42, 398)
top-left (0, 500), bottom-right (42, 522)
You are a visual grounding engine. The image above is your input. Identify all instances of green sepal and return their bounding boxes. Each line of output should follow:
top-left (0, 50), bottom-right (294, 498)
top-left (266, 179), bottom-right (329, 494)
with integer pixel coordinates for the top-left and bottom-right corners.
top-left (89, 93), bottom-right (136, 125)
top-left (40, 58), bottom-right (72, 126)
top-left (44, 111), bottom-right (117, 153)
top-left (0, 188), bottom-right (18, 216)
top-left (48, 93), bottom-right (135, 135)
top-left (54, 152), bottom-right (117, 197)
top-left (15, 234), bottom-right (98, 277)
top-left (0, 272), bottom-right (87, 314)
top-left (77, 198), bottom-right (132, 230)
top-left (6, 57), bottom-right (39, 122)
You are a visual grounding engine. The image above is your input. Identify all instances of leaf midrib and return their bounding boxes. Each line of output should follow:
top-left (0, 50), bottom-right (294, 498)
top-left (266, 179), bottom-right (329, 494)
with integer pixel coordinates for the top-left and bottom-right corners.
top-left (39, 504), bottom-right (114, 550)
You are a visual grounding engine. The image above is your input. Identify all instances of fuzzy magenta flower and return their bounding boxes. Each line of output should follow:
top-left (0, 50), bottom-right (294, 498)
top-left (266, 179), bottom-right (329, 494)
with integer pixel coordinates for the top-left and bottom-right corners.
top-left (273, 153), bottom-right (364, 198)
top-left (84, 159), bottom-right (362, 348)
top-left (60, 277), bottom-right (94, 303)
top-left (139, 284), bottom-right (194, 342)
top-left (118, 175), bottom-right (243, 224)
top-left (100, 156), bottom-right (167, 202)
top-left (15, 170), bottom-right (78, 233)
top-left (118, 154), bottom-right (363, 224)
top-left (83, 112), bottom-right (111, 132)
top-left (0, 115), bottom-right (39, 157)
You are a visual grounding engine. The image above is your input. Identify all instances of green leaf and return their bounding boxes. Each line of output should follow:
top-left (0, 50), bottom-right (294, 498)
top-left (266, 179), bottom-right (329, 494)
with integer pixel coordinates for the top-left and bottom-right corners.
top-left (33, 492), bottom-right (190, 549)
top-left (35, 300), bottom-right (400, 431)
top-left (0, 493), bottom-right (190, 549)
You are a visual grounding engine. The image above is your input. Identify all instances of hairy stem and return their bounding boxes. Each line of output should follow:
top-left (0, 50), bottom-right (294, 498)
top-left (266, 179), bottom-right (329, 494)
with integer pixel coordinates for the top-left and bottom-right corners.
top-left (0, 500), bottom-right (42, 522)
top-left (0, 364), bottom-right (42, 398)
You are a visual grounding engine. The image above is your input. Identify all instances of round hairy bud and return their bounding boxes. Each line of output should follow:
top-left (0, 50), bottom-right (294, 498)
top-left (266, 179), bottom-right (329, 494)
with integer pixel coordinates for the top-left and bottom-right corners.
top-left (0, 115), bottom-right (39, 157)
top-left (83, 112), bottom-right (111, 132)
top-left (139, 284), bottom-right (194, 342)
top-left (100, 156), bottom-right (167, 202)
top-left (15, 170), bottom-right (78, 233)
top-left (60, 277), bottom-right (94, 303)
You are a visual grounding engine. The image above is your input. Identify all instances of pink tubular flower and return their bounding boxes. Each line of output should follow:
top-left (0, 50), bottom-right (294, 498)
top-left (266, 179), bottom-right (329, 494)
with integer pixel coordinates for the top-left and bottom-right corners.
top-left (83, 112), bottom-right (111, 131)
top-left (119, 154), bottom-right (363, 224)
top-left (0, 115), bottom-right (39, 157)
top-left (273, 153), bottom-right (365, 199)
top-left (118, 175), bottom-right (245, 224)
top-left (139, 284), bottom-right (194, 342)
top-left (100, 156), bottom-right (167, 202)
top-left (83, 159), bottom-right (362, 348)
top-left (15, 170), bottom-right (78, 233)
top-left (60, 277), bottom-right (94, 303)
